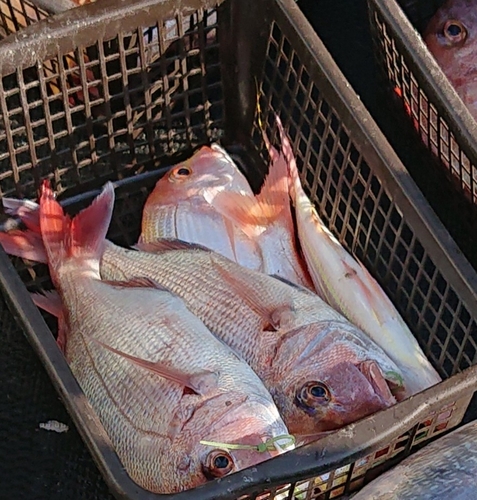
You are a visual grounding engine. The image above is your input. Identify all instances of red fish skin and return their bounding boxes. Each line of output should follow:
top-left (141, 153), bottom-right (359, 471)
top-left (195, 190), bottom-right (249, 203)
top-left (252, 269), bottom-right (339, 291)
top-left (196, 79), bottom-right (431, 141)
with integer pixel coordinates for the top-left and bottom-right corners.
top-left (424, 0), bottom-right (477, 120)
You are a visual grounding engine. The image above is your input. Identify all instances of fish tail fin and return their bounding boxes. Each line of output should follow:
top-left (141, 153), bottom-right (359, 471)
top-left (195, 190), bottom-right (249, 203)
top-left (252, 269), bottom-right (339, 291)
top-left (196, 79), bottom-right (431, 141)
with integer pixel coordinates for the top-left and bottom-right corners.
top-left (269, 115), bottom-right (305, 207)
top-left (256, 136), bottom-right (292, 225)
top-left (0, 197), bottom-right (47, 263)
top-left (39, 180), bottom-right (114, 273)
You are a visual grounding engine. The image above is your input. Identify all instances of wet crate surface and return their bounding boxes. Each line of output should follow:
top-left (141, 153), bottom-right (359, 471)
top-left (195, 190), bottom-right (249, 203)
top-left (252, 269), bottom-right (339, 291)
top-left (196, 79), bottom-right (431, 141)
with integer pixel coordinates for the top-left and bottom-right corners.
top-left (1, 0), bottom-right (477, 499)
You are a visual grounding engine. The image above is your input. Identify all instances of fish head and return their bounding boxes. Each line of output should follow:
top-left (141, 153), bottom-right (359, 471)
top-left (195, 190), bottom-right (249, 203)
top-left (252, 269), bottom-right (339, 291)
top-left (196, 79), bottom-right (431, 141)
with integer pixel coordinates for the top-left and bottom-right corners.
top-left (267, 322), bottom-right (403, 436)
top-left (165, 391), bottom-right (293, 491)
top-left (423, 0), bottom-right (477, 118)
top-left (145, 144), bottom-right (253, 207)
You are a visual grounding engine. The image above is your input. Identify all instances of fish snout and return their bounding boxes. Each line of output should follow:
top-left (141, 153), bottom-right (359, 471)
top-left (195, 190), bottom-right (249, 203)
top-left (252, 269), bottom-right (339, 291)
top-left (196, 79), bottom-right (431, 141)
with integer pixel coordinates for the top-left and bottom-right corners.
top-left (358, 360), bottom-right (398, 407)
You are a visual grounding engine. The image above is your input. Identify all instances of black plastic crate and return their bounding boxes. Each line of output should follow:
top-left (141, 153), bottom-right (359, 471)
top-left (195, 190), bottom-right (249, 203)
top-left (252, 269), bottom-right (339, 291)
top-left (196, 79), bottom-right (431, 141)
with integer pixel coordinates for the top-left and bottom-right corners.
top-left (1, 0), bottom-right (477, 498)
top-left (368, 0), bottom-right (477, 205)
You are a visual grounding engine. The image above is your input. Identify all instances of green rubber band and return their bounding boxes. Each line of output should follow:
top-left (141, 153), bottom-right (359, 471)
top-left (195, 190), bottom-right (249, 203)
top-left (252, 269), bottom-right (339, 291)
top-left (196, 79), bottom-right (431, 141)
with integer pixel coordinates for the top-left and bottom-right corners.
top-left (200, 434), bottom-right (295, 453)
top-left (386, 370), bottom-right (404, 387)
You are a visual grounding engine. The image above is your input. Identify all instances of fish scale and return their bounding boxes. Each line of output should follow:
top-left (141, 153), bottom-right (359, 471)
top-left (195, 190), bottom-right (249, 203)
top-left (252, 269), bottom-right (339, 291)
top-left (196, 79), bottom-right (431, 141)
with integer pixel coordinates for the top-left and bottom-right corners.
top-left (0, 182), bottom-right (407, 437)
top-left (38, 182), bottom-right (291, 494)
top-left (98, 240), bottom-right (405, 435)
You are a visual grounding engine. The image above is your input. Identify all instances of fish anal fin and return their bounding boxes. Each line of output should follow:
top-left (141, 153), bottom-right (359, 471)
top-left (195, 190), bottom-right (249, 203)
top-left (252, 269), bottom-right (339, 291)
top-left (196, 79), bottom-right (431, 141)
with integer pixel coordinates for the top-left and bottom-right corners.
top-left (92, 339), bottom-right (218, 396)
top-left (31, 290), bottom-right (68, 353)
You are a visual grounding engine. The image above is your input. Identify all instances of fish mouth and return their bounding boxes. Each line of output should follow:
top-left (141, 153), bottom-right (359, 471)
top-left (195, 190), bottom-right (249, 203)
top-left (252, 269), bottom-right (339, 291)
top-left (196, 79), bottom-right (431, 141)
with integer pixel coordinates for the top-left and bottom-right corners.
top-left (358, 360), bottom-right (400, 407)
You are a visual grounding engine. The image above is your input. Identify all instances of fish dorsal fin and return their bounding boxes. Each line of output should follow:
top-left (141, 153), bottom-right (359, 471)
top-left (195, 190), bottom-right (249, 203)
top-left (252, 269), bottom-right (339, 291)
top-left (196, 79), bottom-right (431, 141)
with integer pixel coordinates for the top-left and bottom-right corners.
top-left (209, 256), bottom-right (296, 332)
top-left (133, 238), bottom-right (212, 254)
top-left (90, 338), bottom-right (218, 396)
top-left (31, 290), bottom-right (62, 317)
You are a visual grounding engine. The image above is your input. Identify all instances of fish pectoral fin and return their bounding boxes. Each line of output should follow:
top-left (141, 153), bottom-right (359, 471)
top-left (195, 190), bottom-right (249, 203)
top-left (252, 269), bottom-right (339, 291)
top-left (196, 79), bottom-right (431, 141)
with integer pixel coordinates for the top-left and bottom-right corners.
top-left (132, 238), bottom-right (212, 254)
top-left (31, 290), bottom-right (62, 317)
top-left (212, 191), bottom-right (268, 239)
top-left (210, 256), bottom-right (296, 332)
top-left (91, 339), bottom-right (218, 395)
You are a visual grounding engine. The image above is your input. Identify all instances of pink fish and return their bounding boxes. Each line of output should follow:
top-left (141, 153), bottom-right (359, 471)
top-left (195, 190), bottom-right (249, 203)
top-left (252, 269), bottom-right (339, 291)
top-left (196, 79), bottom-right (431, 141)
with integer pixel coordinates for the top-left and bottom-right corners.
top-left (33, 181), bottom-right (292, 493)
top-left (0, 194), bottom-right (404, 438)
top-left (265, 115), bottom-right (441, 396)
top-left (140, 143), bottom-right (315, 290)
top-left (424, 0), bottom-right (477, 121)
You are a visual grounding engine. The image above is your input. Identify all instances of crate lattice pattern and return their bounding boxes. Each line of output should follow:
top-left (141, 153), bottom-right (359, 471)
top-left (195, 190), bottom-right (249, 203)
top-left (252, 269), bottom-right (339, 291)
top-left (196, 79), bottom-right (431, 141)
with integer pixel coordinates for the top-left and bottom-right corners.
top-left (0, 6), bottom-right (223, 199)
top-left (370, 5), bottom-right (477, 205)
top-left (0, 2), bottom-right (475, 499)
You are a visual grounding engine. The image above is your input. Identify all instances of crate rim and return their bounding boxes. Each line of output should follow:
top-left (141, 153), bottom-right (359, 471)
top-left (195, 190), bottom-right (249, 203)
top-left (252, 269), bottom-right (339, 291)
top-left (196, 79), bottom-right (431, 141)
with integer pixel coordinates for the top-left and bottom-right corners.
top-left (367, 0), bottom-right (477, 178)
top-left (0, 0), bottom-right (477, 498)
top-left (275, 0), bottom-right (477, 312)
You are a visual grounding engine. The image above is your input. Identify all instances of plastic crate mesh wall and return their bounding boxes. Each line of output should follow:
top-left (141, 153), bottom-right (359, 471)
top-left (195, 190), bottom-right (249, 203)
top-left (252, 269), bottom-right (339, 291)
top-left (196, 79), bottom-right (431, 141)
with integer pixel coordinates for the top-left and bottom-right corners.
top-left (255, 21), bottom-right (477, 378)
top-left (0, 7), bottom-right (222, 200)
top-left (0, 0), bottom-right (47, 39)
top-left (236, 20), bottom-right (473, 498)
top-left (0, 5), bottom-right (475, 500)
top-left (369, 0), bottom-right (477, 204)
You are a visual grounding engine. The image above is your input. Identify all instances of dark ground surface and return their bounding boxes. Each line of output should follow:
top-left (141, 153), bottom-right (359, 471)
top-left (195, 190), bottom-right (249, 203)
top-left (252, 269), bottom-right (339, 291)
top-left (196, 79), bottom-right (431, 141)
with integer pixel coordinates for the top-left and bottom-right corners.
top-left (1, 1), bottom-right (477, 499)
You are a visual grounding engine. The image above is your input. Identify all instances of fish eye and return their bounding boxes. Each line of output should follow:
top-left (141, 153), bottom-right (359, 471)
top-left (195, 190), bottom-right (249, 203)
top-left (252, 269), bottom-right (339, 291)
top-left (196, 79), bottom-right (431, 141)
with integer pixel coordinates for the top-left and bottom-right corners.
top-left (296, 381), bottom-right (331, 409)
top-left (169, 165), bottom-right (192, 180)
top-left (202, 450), bottom-right (235, 479)
top-left (443, 20), bottom-right (467, 44)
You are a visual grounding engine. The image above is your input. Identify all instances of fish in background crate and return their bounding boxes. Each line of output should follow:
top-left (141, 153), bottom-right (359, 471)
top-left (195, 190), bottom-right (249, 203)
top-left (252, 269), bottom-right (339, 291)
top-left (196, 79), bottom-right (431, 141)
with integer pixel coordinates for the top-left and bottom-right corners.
top-left (424, 0), bottom-right (477, 122)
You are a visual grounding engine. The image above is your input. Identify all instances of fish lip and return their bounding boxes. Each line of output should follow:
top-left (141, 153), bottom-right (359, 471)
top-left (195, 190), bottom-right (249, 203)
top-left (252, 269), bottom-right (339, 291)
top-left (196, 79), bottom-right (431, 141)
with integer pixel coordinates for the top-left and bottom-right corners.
top-left (358, 360), bottom-right (397, 407)
top-left (198, 395), bottom-right (290, 460)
